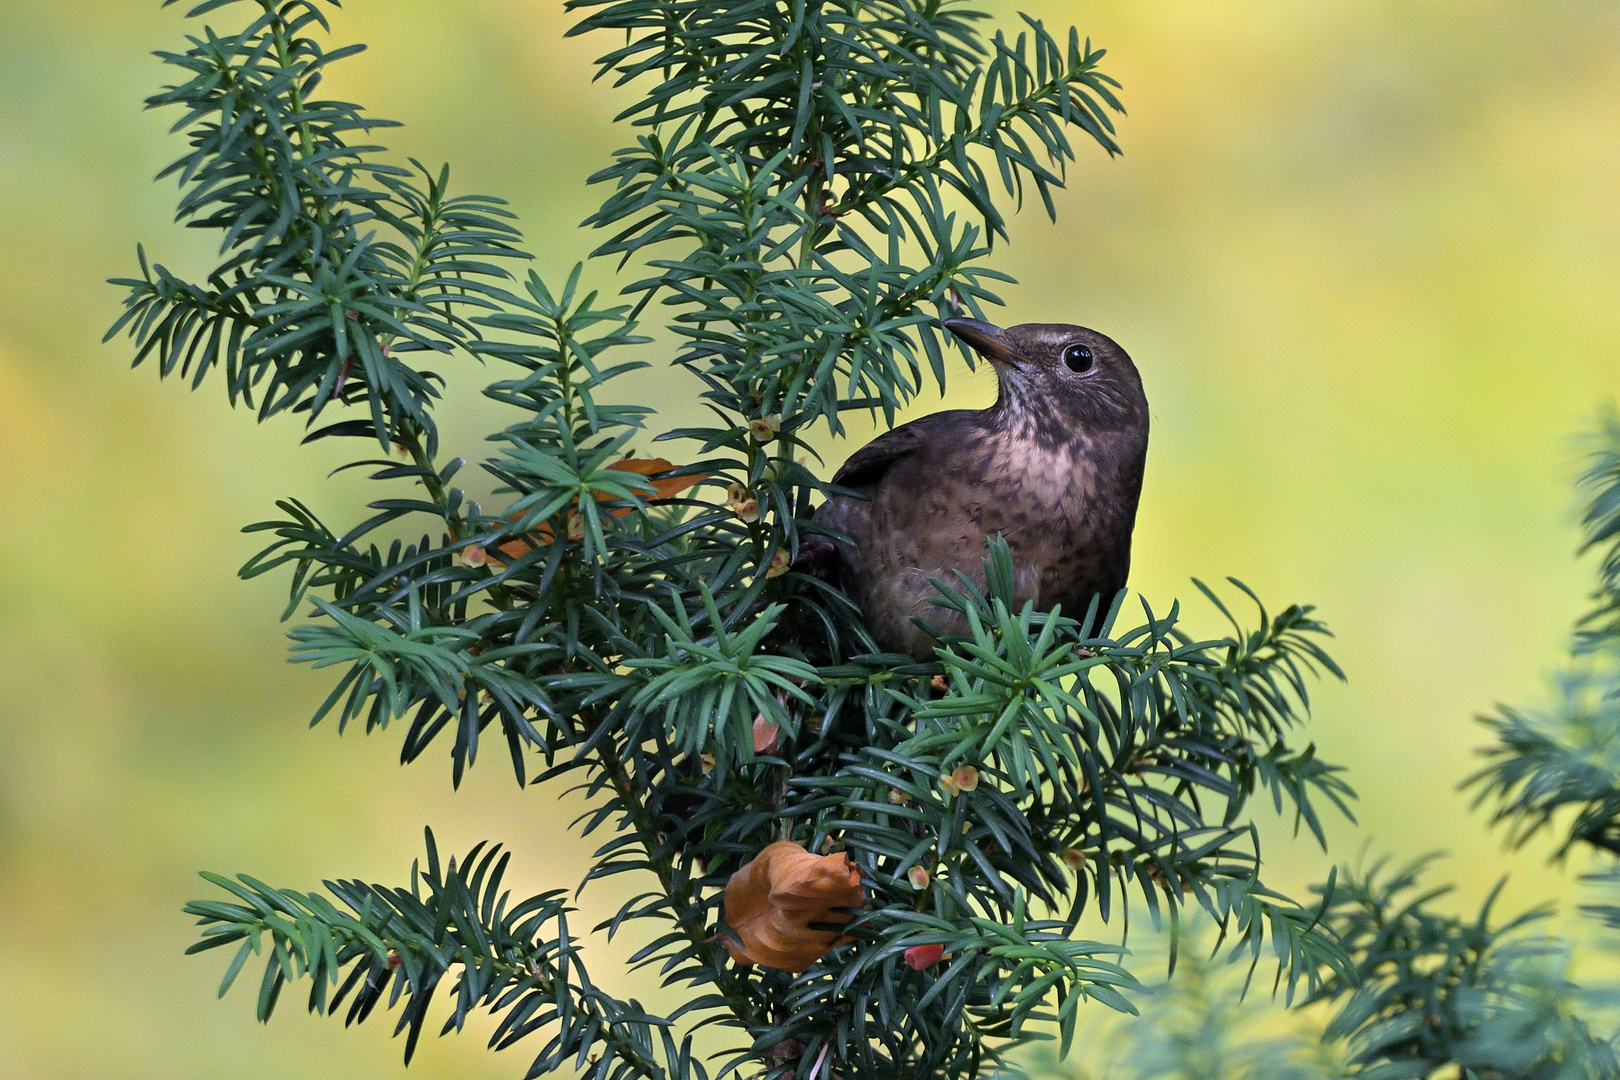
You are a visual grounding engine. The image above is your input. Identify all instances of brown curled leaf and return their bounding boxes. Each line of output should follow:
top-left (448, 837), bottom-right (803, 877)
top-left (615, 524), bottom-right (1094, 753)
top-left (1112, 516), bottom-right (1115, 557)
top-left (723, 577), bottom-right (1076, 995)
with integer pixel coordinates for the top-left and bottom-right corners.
top-left (753, 715), bottom-right (780, 755)
top-left (721, 840), bottom-right (865, 972)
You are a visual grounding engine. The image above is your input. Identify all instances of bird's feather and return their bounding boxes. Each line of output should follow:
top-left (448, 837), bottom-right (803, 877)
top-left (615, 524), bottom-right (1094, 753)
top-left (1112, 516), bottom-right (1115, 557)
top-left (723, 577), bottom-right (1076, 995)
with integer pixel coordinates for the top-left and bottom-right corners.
top-left (831, 411), bottom-right (975, 490)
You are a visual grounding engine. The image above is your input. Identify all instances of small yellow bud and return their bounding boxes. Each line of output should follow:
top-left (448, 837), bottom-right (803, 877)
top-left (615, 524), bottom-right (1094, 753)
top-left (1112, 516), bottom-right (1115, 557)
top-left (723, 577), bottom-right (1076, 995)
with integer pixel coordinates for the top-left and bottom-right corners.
top-left (940, 765), bottom-right (979, 798)
top-left (765, 549), bottom-right (790, 579)
top-left (735, 498), bottom-right (759, 522)
top-left (461, 544), bottom-right (488, 568)
top-left (699, 753), bottom-right (716, 775)
top-left (748, 415), bottom-right (781, 442)
top-left (887, 787), bottom-right (910, 806)
top-left (1063, 849), bottom-right (1088, 872)
top-left (725, 482), bottom-right (749, 507)
top-left (907, 865), bottom-right (932, 890)
top-left (566, 511), bottom-right (585, 541)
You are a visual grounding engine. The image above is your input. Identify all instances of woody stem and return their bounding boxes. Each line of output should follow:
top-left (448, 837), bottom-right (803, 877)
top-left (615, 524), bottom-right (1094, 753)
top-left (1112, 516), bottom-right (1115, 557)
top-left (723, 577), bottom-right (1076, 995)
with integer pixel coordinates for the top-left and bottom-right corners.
top-left (590, 733), bottom-right (767, 1031)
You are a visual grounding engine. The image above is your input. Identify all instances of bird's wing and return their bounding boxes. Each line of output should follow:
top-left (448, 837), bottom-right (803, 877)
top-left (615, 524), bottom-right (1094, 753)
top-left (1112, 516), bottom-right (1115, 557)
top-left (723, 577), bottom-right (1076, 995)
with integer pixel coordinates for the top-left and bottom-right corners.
top-left (831, 411), bottom-right (972, 490)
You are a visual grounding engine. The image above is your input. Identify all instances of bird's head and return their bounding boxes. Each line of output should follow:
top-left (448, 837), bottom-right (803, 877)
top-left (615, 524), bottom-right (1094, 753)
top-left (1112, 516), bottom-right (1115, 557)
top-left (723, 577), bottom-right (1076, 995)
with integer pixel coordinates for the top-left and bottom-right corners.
top-left (943, 317), bottom-right (1147, 439)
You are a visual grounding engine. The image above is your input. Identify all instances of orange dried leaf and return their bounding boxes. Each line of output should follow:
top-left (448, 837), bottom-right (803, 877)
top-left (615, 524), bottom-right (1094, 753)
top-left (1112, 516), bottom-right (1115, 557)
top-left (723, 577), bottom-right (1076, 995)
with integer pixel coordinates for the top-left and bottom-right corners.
top-left (722, 841), bottom-right (865, 972)
top-left (495, 536), bottom-right (539, 561)
top-left (604, 457), bottom-right (707, 503)
top-left (487, 458), bottom-right (708, 563)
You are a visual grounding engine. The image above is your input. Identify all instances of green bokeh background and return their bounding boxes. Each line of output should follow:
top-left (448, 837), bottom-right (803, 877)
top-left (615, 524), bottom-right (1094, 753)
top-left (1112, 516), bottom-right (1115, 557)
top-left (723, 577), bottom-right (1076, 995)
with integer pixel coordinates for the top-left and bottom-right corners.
top-left (3, 2), bottom-right (1619, 1076)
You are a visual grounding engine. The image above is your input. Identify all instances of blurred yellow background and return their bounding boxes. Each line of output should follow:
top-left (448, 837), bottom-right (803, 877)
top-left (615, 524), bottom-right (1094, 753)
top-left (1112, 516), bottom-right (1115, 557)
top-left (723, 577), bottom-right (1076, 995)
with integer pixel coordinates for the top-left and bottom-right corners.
top-left (3, 1), bottom-right (1619, 1077)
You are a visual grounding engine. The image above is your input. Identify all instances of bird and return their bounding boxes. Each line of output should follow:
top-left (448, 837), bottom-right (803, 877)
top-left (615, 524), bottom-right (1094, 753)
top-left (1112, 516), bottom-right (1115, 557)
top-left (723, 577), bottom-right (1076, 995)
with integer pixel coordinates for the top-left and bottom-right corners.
top-left (809, 317), bottom-right (1149, 659)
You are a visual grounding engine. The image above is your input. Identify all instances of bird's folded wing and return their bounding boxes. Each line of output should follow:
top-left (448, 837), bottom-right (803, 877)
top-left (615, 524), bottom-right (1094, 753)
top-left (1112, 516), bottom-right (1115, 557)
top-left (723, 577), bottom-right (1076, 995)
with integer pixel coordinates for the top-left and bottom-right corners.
top-left (831, 410), bottom-right (972, 490)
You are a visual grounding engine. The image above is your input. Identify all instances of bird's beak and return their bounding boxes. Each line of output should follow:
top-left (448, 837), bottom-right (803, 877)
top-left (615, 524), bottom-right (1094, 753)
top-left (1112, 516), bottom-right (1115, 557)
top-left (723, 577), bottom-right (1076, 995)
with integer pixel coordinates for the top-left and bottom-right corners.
top-left (943, 317), bottom-right (1025, 367)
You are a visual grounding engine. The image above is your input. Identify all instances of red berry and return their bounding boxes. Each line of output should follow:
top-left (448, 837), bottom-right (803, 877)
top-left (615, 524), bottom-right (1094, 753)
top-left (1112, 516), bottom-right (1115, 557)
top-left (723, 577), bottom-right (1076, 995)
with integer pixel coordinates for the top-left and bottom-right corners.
top-left (904, 943), bottom-right (945, 970)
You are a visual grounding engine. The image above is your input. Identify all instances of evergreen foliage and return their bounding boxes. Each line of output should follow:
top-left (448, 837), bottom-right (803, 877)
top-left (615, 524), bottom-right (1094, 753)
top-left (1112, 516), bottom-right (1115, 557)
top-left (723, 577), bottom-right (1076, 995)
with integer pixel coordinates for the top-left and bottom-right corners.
top-left (185, 832), bottom-right (696, 1078)
top-left (1027, 421), bottom-right (1620, 1080)
top-left (1468, 413), bottom-right (1620, 862)
top-left (1297, 419), bottom-right (1620, 1077)
top-left (114, 2), bottom-right (1361, 1077)
top-left (1305, 855), bottom-right (1613, 1080)
top-left (1023, 922), bottom-right (1352, 1080)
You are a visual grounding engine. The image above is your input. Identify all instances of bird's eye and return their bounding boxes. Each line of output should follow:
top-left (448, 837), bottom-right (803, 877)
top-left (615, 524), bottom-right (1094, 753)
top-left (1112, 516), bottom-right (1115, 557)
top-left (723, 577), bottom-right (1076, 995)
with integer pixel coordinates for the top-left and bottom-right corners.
top-left (1063, 344), bottom-right (1094, 373)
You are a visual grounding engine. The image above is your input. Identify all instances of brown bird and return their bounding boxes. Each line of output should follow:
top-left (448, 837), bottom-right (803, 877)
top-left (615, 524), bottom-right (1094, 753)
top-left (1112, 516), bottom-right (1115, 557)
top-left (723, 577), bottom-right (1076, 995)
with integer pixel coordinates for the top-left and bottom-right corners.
top-left (812, 318), bottom-right (1149, 658)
